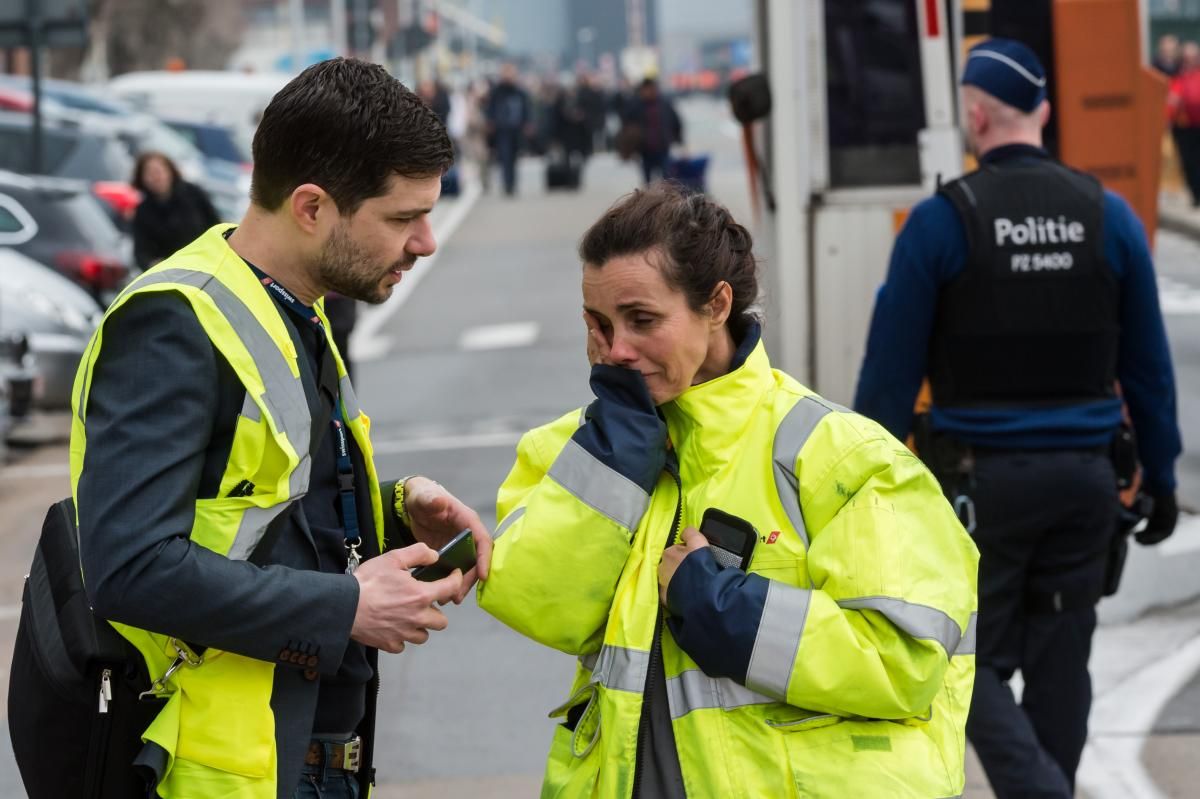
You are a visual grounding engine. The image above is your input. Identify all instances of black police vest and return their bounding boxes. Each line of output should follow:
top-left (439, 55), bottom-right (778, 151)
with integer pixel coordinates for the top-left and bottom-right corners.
top-left (931, 160), bottom-right (1119, 408)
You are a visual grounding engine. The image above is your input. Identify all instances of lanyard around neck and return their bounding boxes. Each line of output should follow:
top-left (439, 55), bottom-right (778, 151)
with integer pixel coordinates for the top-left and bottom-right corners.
top-left (252, 267), bottom-right (363, 571)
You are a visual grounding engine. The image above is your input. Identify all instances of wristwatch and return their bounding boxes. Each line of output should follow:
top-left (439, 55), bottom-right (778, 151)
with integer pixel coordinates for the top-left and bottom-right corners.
top-left (393, 475), bottom-right (417, 528)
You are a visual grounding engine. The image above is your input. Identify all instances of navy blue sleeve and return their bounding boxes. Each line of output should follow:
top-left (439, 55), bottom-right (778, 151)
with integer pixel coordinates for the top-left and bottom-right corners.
top-left (1105, 191), bottom-right (1182, 493)
top-left (853, 195), bottom-right (966, 438)
top-left (571, 364), bottom-right (668, 493)
top-left (665, 548), bottom-right (769, 683)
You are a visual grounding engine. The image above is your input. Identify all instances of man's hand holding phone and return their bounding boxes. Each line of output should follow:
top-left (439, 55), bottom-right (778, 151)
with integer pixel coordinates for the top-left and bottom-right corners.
top-left (350, 543), bottom-right (463, 654)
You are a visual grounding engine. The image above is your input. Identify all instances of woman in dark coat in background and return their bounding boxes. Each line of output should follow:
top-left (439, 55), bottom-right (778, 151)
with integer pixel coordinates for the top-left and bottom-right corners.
top-left (131, 151), bottom-right (220, 270)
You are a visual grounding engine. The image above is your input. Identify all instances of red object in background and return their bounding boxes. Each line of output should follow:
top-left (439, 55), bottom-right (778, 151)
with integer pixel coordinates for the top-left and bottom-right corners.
top-left (924, 0), bottom-right (941, 37)
top-left (55, 249), bottom-right (127, 290)
top-left (92, 181), bottom-right (141, 220)
top-left (0, 87), bottom-right (34, 112)
top-left (1168, 69), bottom-right (1200, 127)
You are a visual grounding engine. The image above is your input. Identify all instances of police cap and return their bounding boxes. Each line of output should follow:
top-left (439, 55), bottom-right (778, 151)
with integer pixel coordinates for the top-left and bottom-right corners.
top-left (961, 38), bottom-right (1048, 113)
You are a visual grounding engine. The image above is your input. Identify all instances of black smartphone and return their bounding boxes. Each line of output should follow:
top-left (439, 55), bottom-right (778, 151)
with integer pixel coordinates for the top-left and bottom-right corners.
top-left (700, 509), bottom-right (757, 571)
top-left (410, 529), bottom-right (477, 582)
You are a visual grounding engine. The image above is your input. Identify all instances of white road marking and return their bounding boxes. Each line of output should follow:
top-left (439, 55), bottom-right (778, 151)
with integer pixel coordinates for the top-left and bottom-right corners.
top-left (458, 322), bottom-right (540, 352)
top-left (371, 430), bottom-right (522, 455)
top-left (1078, 613), bottom-right (1200, 799)
top-left (351, 179), bottom-right (483, 362)
top-left (1159, 275), bottom-right (1200, 315)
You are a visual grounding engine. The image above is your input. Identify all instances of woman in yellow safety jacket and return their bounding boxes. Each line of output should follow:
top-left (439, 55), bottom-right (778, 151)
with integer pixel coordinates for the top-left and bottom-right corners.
top-left (478, 184), bottom-right (980, 798)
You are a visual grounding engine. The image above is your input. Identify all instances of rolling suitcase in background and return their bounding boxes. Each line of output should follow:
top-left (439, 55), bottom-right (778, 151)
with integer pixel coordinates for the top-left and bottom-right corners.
top-left (545, 151), bottom-right (582, 191)
top-left (666, 154), bottom-right (710, 193)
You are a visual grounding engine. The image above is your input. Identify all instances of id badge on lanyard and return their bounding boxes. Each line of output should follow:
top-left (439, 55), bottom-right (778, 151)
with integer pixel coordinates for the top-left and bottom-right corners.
top-left (258, 272), bottom-right (363, 574)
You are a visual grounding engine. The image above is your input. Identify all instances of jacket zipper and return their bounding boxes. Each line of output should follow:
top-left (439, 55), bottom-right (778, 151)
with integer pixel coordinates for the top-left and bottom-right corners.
top-left (98, 668), bottom-right (112, 714)
top-left (86, 667), bottom-right (115, 799)
top-left (632, 460), bottom-right (683, 798)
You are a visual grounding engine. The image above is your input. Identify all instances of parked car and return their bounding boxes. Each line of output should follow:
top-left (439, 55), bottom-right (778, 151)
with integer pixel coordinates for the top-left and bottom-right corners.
top-left (162, 117), bottom-right (249, 168)
top-left (0, 328), bottom-right (34, 456)
top-left (0, 74), bottom-right (130, 117)
top-left (0, 109), bottom-right (139, 219)
top-left (0, 247), bottom-right (100, 409)
top-left (161, 117), bottom-right (252, 219)
top-left (0, 171), bottom-right (131, 305)
top-left (0, 79), bottom-right (246, 222)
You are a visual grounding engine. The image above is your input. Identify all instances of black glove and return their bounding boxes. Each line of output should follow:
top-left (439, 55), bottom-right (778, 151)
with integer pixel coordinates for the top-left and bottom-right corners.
top-left (1136, 492), bottom-right (1178, 546)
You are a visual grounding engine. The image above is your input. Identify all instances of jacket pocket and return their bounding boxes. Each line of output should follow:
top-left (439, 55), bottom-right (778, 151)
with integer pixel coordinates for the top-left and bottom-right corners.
top-left (542, 685), bottom-right (604, 799)
top-left (773, 717), bottom-right (957, 799)
top-left (749, 556), bottom-right (809, 588)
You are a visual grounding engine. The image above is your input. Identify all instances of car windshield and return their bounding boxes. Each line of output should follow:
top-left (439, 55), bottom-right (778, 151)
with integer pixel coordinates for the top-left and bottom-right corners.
top-left (169, 123), bottom-right (247, 163)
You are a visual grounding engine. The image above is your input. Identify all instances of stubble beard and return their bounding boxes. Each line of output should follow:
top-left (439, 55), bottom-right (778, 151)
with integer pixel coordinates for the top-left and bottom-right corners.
top-left (317, 225), bottom-right (416, 305)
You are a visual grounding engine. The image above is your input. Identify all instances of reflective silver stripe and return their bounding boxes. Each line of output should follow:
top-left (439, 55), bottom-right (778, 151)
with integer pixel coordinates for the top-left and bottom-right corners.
top-left (339, 375), bottom-right (361, 421)
top-left (745, 582), bottom-right (811, 700)
top-left (547, 439), bottom-right (650, 531)
top-left (240, 393), bottom-right (261, 423)
top-left (578, 407), bottom-right (587, 427)
top-left (227, 502), bottom-right (293, 560)
top-left (578, 643), bottom-right (649, 694)
top-left (666, 669), bottom-right (776, 719)
top-left (771, 396), bottom-right (835, 548)
top-left (837, 596), bottom-right (964, 657)
top-left (493, 506), bottom-right (526, 540)
top-left (132, 268), bottom-right (312, 491)
top-left (955, 612), bottom-right (977, 657)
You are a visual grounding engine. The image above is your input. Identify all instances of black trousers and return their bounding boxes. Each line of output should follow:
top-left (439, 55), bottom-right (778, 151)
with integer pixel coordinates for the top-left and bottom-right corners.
top-left (961, 447), bottom-right (1118, 799)
top-left (1173, 126), bottom-right (1200, 206)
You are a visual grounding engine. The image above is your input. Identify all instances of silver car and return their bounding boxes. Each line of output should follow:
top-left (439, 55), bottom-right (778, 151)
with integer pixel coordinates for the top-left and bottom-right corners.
top-left (0, 247), bottom-right (100, 409)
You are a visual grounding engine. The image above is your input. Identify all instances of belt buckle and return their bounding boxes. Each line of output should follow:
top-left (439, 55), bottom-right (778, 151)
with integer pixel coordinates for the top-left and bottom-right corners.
top-left (338, 736), bottom-right (362, 773)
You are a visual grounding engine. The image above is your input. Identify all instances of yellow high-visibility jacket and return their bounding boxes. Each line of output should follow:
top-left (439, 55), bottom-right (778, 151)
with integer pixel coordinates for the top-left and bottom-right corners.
top-left (70, 225), bottom-right (387, 799)
top-left (479, 334), bottom-right (979, 798)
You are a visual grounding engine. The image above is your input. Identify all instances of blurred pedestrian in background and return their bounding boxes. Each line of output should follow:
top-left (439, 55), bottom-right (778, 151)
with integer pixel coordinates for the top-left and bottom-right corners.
top-left (130, 151), bottom-right (220, 270)
top-left (486, 63), bottom-right (532, 197)
top-left (547, 79), bottom-right (590, 190)
top-left (1154, 33), bottom-right (1182, 77)
top-left (1168, 42), bottom-right (1200, 206)
top-left (464, 79), bottom-right (493, 193)
top-left (856, 39), bottom-right (1181, 799)
top-left (480, 184), bottom-right (978, 798)
top-left (576, 72), bottom-right (609, 155)
top-left (417, 78), bottom-right (451, 127)
top-left (323, 292), bottom-right (358, 381)
top-left (623, 77), bottom-right (683, 184)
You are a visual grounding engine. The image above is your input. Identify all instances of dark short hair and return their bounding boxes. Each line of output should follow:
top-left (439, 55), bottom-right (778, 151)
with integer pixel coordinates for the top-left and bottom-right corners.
top-left (579, 184), bottom-right (760, 334)
top-left (131, 151), bottom-right (181, 193)
top-left (250, 58), bottom-right (454, 214)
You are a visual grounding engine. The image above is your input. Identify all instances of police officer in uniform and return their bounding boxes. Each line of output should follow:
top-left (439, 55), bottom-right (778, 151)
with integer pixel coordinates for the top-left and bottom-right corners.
top-left (854, 39), bottom-right (1182, 798)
